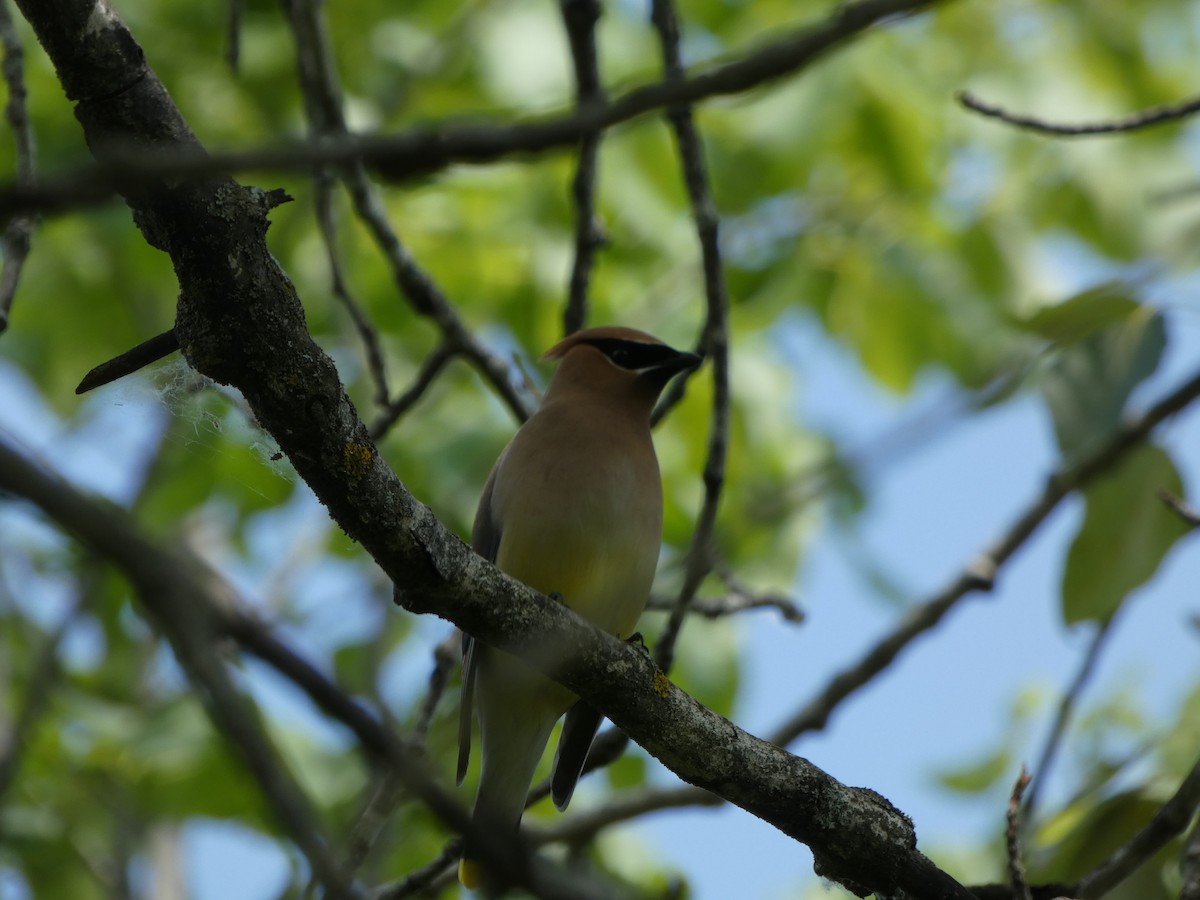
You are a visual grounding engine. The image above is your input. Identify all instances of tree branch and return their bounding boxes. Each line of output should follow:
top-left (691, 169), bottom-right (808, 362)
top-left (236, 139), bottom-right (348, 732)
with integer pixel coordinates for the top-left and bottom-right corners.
top-left (649, 0), bottom-right (733, 674)
top-left (768, 365), bottom-right (1200, 747)
top-left (1005, 767), bottom-right (1033, 900)
top-left (558, 0), bottom-right (606, 335)
top-left (279, 0), bottom-right (530, 423)
top-left (959, 89), bottom-right (1200, 137)
top-left (0, 440), bottom-right (362, 899)
top-left (0, 0), bottom-right (944, 220)
top-left (1076, 749), bottom-right (1200, 899)
top-left (0, 437), bottom-right (614, 900)
top-left (1022, 618), bottom-right (1115, 824)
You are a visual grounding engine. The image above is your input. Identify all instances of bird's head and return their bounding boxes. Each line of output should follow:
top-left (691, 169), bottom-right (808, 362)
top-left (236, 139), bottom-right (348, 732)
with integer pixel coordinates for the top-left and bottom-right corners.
top-left (540, 326), bottom-right (702, 415)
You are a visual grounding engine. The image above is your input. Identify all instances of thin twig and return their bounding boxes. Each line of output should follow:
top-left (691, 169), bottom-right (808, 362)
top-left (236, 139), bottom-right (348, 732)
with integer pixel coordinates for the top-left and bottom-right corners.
top-left (411, 630), bottom-right (459, 747)
top-left (1006, 766), bottom-right (1033, 900)
top-left (536, 784), bottom-right (719, 846)
top-left (281, 0), bottom-right (392, 409)
top-left (1159, 488), bottom-right (1200, 529)
top-left (0, 0), bottom-right (37, 333)
top-left (1076, 750), bottom-right (1200, 899)
top-left (644, 588), bottom-right (804, 623)
top-left (1022, 618), bottom-right (1115, 825)
top-left (368, 342), bottom-right (456, 439)
top-left (370, 840), bottom-right (461, 899)
top-left (959, 89), bottom-right (1200, 137)
top-left (558, 0), bottom-right (606, 335)
top-left (317, 179), bottom-right (391, 406)
top-left (0, 0), bottom-right (944, 220)
top-left (768, 364), bottom-right (1200, 748)
top-left (278, 0), bottom-right (530, 423)
top-left (650, 0), bottom-right (732, 675)
top-left (343, 773), bottom-right (406, 878)
top-left (225, 0), bottom-right (245, 72)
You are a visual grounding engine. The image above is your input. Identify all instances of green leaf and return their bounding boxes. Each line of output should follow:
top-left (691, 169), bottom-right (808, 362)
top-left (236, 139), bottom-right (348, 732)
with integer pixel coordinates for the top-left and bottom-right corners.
top-left (934, 748), bottom-right (1013, 794)
top-left (1040, 307), bottom-right (1166, 463)
top-left (1015, 283), bottom-right (1142, 344)
top-left (1035, 790), bottom-right (1165, 888)
top-left (605, 753), bottom-right (647, 792)
top-left (1061, 445), bottom-right (1190, 625)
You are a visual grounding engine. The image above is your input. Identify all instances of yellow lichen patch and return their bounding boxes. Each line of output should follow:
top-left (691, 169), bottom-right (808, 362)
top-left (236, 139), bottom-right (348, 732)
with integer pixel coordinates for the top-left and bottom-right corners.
top-left (342, 442), bottom-right (373, 479)
top-left (653, 669), bottom-right (671, 698)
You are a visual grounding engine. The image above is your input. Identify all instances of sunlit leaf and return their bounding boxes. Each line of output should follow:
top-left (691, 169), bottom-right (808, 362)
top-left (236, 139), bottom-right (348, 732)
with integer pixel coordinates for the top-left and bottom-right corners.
top-left (1061, 444), bottom-right (1189, 625)
top-left (1040, 308), bottom-right (1166, 463)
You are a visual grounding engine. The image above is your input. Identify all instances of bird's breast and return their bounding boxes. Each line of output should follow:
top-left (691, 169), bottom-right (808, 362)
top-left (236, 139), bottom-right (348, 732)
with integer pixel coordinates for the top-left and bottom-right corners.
top-left (489, 419), bottom-right (661, 638)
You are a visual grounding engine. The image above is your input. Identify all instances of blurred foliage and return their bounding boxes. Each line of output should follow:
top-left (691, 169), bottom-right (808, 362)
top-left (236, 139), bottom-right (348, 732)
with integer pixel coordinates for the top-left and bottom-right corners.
top-left (2, 0), bottom-right (1200, 897)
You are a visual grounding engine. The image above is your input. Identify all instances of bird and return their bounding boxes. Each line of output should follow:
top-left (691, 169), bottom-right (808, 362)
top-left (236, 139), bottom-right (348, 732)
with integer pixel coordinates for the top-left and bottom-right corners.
top-left (456, 325), bottom-right (701, 889)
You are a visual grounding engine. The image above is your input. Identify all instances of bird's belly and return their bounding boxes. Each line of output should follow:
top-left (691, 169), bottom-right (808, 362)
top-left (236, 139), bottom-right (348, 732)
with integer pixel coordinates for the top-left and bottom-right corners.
top-left (496, 509), bottom-right (657, 639)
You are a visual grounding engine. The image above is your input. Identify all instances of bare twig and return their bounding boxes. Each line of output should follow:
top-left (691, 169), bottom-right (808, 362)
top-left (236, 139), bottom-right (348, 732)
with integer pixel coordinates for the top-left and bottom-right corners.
top-left (225, 0), bottom-right (245, 72)
top-left (1076, 750), bottom-right (1200, 899)
top-left (768, 364), bottom-right (1200, 748)
top-left (0, 0), bottom-right (37, 333)
top-left (368, 342), bottom-right (456, 439)
top-left (279, 0), bottom-right (531, 423)
top-left (536, 784), bottom-right (719, 846)
top-left (0, 0), bottom-right (944, 220)
top-left (959, 89), bottom-right (1200, 137)
top-left (1159, 488), bottom-right (1200, 529)
top-left (644, 587), bottom-right (804, 623)
top-left (411, 631), bottom-right (459, 746)
top-left (558, 0), bottom-right (606, 335)
top-left (281, 0), bottom-right (391, 409)
top-left (341, 632), bottom-right (459, 877)
top-left (343, 773), bottom-right (406, 878)
top-left (649, 0), bottom-right (732, 675)
top-left (371, 840), bottom-right (461, 899)
top-left (317, 179), bottom-right (391, 405)
top-left (1022, 618), bottom-right (1115, 824)
top-left (1006, 767), bottom-right (1033, 900)
top-left (75, 329), bottom-right (181, 394)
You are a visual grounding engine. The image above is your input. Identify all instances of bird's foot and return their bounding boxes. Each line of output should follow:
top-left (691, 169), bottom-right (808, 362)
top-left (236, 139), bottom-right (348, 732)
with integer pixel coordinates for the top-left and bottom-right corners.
top-left (625, 632), bottom-right (649, 653)
top-left (548, 591), bottom-right (565, 604)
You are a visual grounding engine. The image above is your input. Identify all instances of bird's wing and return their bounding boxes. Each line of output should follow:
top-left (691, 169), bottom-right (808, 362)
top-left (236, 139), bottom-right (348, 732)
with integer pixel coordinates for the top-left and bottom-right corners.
top-left (458, 458), bottom-right (505, 784)
top-left (551, 699), bottom-right (605, 810)
top-left (457, 632), bottom-right (477, 785)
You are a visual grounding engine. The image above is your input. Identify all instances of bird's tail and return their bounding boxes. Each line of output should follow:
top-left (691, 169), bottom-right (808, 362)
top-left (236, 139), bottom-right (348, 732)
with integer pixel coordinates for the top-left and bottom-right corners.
top-left (459, 706), bottom-right (559, 889)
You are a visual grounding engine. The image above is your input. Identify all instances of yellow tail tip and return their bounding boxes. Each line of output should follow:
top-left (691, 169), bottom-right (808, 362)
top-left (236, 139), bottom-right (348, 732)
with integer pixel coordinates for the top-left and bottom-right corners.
top-left (458, 858), bottom-right (483, 890)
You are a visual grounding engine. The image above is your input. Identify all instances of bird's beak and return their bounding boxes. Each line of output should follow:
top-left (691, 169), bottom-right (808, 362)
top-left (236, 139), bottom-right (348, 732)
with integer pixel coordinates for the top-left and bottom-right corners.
top-left (664, 350), bottom-right (703, 375)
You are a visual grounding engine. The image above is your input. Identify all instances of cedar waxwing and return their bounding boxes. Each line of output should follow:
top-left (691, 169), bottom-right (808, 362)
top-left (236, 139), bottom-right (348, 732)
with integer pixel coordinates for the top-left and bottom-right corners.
top-left (456, 326), bottom-right (701, 889)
